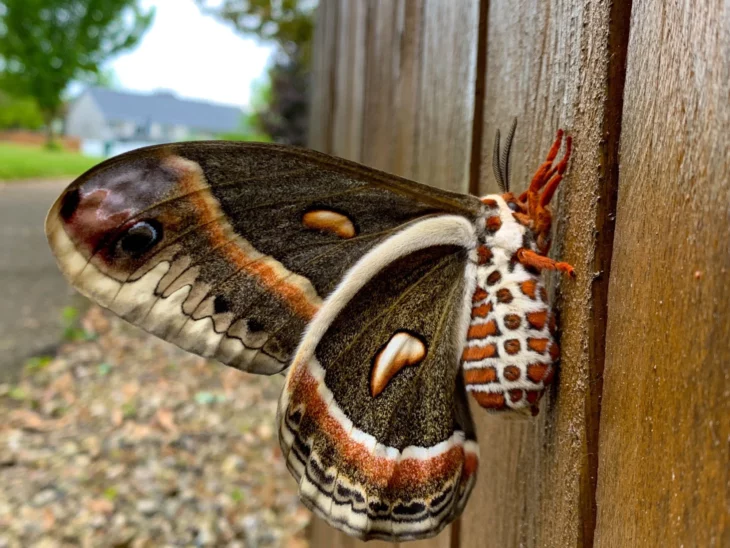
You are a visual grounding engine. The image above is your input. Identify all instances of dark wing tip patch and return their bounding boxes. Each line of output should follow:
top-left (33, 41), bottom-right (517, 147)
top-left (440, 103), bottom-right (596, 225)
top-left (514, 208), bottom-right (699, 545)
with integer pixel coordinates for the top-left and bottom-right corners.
top-left (59, 188), bottom-right (81, 221)
top-left (213, 294), bottom-right (231, 314)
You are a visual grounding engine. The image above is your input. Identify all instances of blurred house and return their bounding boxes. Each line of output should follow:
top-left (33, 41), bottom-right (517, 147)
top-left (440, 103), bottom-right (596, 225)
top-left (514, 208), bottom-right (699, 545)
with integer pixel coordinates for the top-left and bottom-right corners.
top-left (65, 87), bottom-right (242, 157)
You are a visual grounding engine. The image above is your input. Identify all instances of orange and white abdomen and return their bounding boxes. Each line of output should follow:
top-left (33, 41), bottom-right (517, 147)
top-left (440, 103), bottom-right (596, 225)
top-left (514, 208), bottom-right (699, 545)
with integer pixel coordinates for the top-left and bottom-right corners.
top-left (461, 195), bottom-right (559, 416)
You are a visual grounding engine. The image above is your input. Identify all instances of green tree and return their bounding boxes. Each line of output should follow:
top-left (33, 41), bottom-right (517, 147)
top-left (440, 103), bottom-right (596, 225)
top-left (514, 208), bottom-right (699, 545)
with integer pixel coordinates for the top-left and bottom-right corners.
top-left (197, 0), bottom-right (315, 145)
top-left (257, 48), bottom-right (309, 145)
top-left (0, 91), bottom-right (44, 130)
top-left (0, 0), bottom-right (154, 144)
top-left (197, 0), bottom-right (314, 65)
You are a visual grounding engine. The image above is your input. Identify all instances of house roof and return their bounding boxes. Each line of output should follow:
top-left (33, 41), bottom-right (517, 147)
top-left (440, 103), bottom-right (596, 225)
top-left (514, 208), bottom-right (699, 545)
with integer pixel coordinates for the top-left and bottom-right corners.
top-left (85, 87), bottom-right (243, 134)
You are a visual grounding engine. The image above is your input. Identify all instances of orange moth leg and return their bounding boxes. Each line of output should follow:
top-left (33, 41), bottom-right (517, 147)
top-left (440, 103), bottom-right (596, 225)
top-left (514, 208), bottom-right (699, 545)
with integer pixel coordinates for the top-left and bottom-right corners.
top-left (526, 130), bottom-right (565, 216)
top-left (539, 136), bottom-right (572, 208)
top-left (528, 132), bottom-right (573, 253)
top-left (516, 248), bottom-right (575, 277)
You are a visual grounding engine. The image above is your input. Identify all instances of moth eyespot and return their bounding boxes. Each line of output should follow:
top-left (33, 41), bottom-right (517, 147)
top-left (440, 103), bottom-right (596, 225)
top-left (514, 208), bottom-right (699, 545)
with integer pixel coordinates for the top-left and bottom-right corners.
top-left (507, 202), bottom-right (520, 212)
top-left (118, 220), bottom-right (163, 257)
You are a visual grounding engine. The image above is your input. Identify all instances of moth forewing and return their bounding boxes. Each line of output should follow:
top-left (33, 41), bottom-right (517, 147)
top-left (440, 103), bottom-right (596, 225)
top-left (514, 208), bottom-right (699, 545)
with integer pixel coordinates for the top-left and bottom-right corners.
top-left (45, 142), bottom-right (483, 376)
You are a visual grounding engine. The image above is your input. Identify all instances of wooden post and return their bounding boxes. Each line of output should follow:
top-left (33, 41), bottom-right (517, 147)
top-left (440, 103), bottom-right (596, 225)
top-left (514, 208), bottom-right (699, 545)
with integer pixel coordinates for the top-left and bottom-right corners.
top-left (595, 2), bottom-right (730, 545)
top-left (461, 1), bottom-right (631, 546)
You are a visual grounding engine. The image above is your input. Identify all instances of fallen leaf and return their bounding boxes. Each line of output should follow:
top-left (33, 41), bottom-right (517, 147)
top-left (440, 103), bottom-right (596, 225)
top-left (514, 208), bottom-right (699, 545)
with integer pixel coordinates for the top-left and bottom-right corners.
top-left (42, 507), bottom-right (56, 531)
top-left (44, 372), bottom-right (75, 405)
top-left (122, 381), bottom-right (140, 399)
top-left (111, 408), bottom-right (123, 427)
top-left (286, 538), bottom-right (309, 548)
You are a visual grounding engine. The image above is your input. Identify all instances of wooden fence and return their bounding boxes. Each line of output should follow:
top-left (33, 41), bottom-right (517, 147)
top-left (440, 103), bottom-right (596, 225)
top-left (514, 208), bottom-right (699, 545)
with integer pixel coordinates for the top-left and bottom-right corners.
top-left (306, 1), bottom-right (729, 546)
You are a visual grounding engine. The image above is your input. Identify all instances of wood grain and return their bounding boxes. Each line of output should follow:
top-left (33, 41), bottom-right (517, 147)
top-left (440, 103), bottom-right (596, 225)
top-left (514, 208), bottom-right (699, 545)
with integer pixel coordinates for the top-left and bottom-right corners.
top-left (461, 1), bottom-right (630, 546)
top-left (594, 2), bottom-right (730, 546)
top-left (411, 0), bottom-right (479, 193)
top-left (306, 1), bottom-right (479, 545)
top-left (308, 0), bottom-right (338, 153)
top-left (330, 0), bottom-right (368, 162)
top-left (360, 0), bottom-right (424, 178)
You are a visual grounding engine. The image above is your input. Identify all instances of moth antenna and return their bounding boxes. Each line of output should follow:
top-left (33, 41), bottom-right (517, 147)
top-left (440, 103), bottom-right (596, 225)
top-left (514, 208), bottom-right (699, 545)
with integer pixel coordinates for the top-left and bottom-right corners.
top-left (500, 118), bottom-right (517, 193)
top-left (492, 129), bottom-right (505, 191)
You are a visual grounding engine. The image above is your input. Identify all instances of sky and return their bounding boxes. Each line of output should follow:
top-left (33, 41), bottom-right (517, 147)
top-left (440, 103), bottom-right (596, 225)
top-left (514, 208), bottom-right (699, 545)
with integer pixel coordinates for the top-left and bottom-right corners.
top-left (107, 0), bottom-right (273, 108)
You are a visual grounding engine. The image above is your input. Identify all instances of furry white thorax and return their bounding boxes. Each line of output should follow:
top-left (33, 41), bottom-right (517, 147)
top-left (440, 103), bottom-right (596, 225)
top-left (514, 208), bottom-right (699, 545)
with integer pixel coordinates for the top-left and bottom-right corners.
top-left (478, 194), bottom-right (529, 254)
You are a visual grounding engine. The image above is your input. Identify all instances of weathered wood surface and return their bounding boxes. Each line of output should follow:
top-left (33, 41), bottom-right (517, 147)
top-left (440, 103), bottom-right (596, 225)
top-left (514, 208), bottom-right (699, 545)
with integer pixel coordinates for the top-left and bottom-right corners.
top-left (306, 1), bottom-right (480, 545)
top-left (461, 1), bottom-right (630, 547)
top-left (594, 2), bottom-right (730, 546)
top-left (307, 0), bottom-right (337, 154)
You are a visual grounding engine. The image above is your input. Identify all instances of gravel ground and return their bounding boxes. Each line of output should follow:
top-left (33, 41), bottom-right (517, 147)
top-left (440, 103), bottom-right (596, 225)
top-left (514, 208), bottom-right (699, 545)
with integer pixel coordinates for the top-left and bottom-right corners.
top-left (0, 307), bottom-right (310, 548)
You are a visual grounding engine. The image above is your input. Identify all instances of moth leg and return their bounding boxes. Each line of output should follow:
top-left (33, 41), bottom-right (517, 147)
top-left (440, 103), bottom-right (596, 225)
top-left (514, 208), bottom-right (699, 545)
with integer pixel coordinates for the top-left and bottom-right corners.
top-left (525, 132), bottom-right (572, 254)
top-left (538, 136), bottom-right (572, 208)
top-left (521, 129), bottom-right (565, 216)
top-left (516, 248), bottom-right (575, 277)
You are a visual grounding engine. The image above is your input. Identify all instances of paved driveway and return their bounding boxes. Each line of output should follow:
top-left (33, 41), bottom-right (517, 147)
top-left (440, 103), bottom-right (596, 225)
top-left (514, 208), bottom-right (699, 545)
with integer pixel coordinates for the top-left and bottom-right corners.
top-left (0, 179), bottom-right (88, 382)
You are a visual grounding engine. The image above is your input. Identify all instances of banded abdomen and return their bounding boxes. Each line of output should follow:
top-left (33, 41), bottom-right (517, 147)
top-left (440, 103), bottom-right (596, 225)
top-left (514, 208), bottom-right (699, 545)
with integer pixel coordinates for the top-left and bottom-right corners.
top-left (461, 252), bottom-right (559, 416)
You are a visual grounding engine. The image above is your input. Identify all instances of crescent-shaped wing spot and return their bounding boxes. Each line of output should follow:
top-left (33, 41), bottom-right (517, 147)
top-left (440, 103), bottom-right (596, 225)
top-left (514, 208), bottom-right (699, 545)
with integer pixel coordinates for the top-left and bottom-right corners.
top-left (370, 331), bottom-right (427, 397)
top-left (302, 210), bottom-right (356, 239)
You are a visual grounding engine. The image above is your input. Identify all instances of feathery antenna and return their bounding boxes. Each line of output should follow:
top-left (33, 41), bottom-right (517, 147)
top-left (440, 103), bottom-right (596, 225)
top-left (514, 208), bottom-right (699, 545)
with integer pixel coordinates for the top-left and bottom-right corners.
top-left (492, 129), bottom-right (504, 191)
top-left (492, 118), bottom-right (518, 192)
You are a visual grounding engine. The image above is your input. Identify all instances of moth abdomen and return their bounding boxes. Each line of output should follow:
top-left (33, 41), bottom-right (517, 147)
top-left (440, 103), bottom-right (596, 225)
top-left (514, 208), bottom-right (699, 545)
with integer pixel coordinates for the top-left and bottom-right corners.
top-left (463, 193), bottom-right (563, 416)
top-left (462, 270), bottom-right (558, 416)
top-left (463, 130), bottom-right (573, 416)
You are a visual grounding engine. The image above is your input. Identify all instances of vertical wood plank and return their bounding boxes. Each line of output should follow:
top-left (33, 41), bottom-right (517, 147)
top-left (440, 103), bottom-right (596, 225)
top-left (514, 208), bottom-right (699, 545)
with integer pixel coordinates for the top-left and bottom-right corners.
top-left (308, 0), bottom-right (338, 153)
top-left (595, 2), bottom-right (730, 546)
top-left (461, 1), bottom-right (630, 546)
top-left (329, 0), bottom-right (368, 162)
top-left (413, 0), bottom-right (480, 193)
top-left (360, 0), bottom-right (424, 178)
top-left (360, 0), bottom-right (480, 195)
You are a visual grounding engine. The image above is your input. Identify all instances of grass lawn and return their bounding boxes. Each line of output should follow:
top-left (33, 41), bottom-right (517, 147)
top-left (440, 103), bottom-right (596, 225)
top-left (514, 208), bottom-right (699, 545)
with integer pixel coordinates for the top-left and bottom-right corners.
top-left (0, 143), bottom-right (101, 181)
